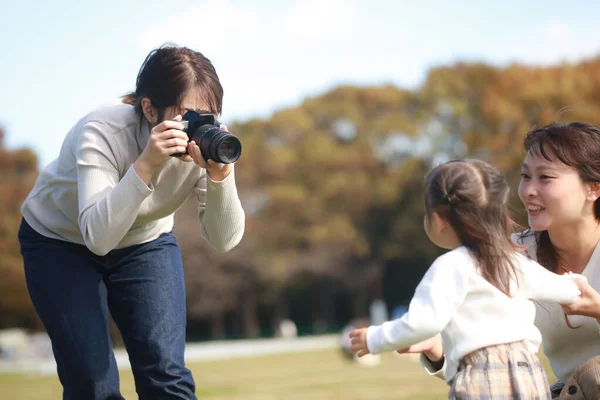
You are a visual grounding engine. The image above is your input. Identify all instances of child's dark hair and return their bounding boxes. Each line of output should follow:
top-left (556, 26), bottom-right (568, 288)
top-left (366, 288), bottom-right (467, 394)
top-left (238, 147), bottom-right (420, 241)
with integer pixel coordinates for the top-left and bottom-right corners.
top-left (424, 159), bottom-right (521, 295)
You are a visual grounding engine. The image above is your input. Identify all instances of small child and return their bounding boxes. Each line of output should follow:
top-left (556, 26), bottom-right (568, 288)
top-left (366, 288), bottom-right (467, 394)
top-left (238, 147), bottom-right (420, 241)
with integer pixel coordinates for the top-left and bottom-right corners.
top-left (349, 159), bottom-right (583, 400)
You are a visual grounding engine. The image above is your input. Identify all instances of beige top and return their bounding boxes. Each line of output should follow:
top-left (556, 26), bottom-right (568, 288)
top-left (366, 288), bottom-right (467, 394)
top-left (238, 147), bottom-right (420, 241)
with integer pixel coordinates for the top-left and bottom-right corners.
top-left (21, 101), bottom-right (245, 256)
top-left (370, 246), bottom-right (580, 383)
top-left (421, 234), bottom-right (600, 384)
top-left (517, 232), bottom-right (600, 383)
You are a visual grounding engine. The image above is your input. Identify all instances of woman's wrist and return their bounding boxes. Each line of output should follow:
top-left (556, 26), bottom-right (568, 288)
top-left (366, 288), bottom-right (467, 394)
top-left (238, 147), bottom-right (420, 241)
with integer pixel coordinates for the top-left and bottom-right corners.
top-left (594, 308), bottom-right (600, 323)
top-left (133, 159), bottom-right (156, 185)
top-left (590, 292), bottom-right (600, 321)
top-left (206, 164), bottom-right (233, 182)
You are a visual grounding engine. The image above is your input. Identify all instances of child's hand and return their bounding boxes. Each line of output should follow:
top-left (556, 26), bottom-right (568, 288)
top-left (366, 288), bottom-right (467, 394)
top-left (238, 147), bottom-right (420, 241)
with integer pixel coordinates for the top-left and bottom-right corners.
top-left (349, 328), bottom-right (370, 357)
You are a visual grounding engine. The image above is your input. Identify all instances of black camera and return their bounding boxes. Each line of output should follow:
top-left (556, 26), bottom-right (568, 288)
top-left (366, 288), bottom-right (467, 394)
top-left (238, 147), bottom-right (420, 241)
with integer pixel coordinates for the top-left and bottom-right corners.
top-left (171, 110), bottom-right (242, 164)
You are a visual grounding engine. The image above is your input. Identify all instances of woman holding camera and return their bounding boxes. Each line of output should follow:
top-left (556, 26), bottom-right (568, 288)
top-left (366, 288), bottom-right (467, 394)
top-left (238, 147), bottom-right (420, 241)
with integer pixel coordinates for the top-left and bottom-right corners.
top-left (18, 44), bottom-right (245, 400)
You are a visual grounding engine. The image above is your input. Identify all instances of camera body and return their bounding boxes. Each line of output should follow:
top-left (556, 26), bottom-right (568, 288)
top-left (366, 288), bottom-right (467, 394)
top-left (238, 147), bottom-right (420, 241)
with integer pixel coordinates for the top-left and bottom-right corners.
top-left (183, 111), bottom-right (221, 135)
top-left (172, 110), bottom-right (242, 164)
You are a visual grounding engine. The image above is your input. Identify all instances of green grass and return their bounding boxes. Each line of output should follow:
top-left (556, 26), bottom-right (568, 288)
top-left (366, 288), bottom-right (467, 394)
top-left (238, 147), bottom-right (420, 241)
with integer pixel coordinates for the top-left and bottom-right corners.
top-left (0, 349), bottom-right (556, 399)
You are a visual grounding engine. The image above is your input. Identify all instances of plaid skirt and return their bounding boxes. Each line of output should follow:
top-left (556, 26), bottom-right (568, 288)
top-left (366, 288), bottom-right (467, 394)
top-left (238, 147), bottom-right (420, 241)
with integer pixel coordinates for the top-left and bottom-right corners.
top-left (449, 341), bottom-right (551, 400)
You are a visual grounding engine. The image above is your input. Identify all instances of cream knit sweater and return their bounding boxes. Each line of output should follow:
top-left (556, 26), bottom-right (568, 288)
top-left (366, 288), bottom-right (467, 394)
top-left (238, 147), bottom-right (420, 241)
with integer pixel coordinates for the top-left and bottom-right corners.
top-left (21, 101), bottom-right (245, 256)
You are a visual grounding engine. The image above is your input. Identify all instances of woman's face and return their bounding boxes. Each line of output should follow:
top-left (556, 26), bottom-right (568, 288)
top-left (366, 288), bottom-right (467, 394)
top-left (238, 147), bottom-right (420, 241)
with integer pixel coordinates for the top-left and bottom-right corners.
top-left (518, 148), bottom-right (592, 232)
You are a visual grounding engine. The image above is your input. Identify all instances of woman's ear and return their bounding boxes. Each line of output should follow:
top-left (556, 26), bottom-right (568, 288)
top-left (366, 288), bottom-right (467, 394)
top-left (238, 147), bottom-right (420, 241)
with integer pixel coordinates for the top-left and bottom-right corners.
top-left (141, 97), bottom-right (158, 125)
top-left (586, 183), bottom-right (600, 202)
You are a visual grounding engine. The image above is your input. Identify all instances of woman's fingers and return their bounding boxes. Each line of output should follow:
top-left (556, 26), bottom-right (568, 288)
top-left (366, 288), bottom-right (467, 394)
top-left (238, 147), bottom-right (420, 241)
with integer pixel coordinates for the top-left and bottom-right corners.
top-left (170, 146), bottom-right (188, 155)
top-left (147, 126), bottom-right (190, 157)
top-left (178, 154), bottom-right (194, 162)
top-left (155, 128), bottom-right (189, 141)
top-left (189, 143), bottom-right (207, 167)
top-left (165, 137), bottom-right (188, 148)
top-left (154, 119), bottom-right (185, 132)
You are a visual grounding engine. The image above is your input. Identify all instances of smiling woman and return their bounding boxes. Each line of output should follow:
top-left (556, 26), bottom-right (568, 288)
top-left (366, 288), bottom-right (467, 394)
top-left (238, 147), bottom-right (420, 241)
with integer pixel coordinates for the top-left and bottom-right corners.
top-left (518, 123), bottom-right (600, 275)
top-left (513, 122), bottom-right (600, 398)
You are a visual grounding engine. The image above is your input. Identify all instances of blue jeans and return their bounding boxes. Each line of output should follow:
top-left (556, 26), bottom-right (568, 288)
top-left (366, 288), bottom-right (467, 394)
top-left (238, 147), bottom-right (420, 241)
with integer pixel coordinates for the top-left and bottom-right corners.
top-left (18, 218), bottom-right (196, 400)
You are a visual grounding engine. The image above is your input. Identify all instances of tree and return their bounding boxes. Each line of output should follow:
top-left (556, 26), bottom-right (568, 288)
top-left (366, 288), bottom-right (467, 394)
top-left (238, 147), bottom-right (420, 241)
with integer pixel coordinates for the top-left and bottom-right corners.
top-left (5, 55), bottom-right (600, 339)
top-left (0, 127), bottom-right (40, 329)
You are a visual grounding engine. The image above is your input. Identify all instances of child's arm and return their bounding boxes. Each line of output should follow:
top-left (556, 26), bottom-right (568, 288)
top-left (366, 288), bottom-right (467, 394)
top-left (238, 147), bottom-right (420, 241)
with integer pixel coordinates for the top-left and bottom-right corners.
top-left (351, 254), bottom-right (470, 355)
top-left (520, 258), bottom-right (581, 304)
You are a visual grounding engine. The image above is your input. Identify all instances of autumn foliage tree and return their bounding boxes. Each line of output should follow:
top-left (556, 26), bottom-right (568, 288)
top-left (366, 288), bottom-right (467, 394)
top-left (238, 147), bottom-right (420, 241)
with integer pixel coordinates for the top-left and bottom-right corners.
top-left (4, 55), bottom-right (600, 338)
top-left (0, 127), bottom-right (40, 329)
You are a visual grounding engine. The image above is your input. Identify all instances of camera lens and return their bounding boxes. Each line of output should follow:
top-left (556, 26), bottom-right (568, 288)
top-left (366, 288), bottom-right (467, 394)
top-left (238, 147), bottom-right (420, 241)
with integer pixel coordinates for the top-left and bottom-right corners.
top-left (216, 136), bottom-right (242, 164)
top-left (193, 126), bottom-right (242, 164)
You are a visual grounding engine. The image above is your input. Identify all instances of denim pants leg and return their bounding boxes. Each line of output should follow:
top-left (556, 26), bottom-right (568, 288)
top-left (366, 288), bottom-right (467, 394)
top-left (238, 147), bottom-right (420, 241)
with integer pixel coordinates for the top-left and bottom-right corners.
top-left (19, 218), bottom-right (196, 400)
top-left (18, 218), bottom-right (124, 400)
top-left (103, 231), bottom-right (196, 400)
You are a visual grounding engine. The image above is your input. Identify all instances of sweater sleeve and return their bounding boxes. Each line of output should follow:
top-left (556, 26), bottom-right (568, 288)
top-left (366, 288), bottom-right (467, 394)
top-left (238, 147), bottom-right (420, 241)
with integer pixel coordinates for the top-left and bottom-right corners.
top-left (419, 353), bottom-right (446, 380)
top-left (366, 254), bottom-right (470, 354)
top-left (194, 166), bottom-right (245, 253)
top-left (77, 122), bottom-right (153, 256)
top-left (519, 258), bottom-right (581, 304)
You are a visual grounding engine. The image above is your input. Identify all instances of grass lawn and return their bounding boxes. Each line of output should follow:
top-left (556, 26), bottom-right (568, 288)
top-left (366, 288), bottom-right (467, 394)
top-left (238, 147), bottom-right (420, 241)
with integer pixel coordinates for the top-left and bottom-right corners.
top-left (0, 348), bottom-right (556, 399)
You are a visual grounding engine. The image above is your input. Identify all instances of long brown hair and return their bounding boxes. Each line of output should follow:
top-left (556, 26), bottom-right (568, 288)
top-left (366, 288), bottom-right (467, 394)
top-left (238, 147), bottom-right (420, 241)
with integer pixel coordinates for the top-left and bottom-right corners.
top-left (520, 122), bottom-right (600, 273)
top-left (425, 159), bottom-right (521, 295)
top-left (122, 43), bottom-right (223, 122)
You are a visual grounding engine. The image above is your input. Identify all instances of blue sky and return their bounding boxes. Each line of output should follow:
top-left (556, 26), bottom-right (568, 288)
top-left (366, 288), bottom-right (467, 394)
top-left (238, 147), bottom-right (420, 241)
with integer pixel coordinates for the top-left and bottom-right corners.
top-left (2, 0), bottom-right (600, 168)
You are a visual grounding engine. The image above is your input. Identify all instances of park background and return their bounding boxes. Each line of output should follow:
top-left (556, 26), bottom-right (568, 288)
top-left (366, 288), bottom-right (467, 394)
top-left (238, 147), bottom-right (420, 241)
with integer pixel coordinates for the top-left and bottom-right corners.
top-left (2, 0), bottom-right (600, 398)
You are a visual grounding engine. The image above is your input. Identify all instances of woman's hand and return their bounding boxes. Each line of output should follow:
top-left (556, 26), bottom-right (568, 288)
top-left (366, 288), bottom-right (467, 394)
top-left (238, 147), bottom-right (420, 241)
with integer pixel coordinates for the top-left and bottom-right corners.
top-left (134, 117), bottom-right (189, 183)
top-left (396, 333), bottom-right (444, 362)
top-left (562, 278), bottom-right (600, 321)
top-left (188, 123), bottom-right (233, 182)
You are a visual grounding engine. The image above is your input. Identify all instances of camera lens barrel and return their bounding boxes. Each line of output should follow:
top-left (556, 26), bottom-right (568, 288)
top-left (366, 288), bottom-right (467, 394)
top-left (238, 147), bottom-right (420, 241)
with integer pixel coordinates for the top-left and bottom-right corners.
top-left (192, 126), bottom-right (242, 164)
